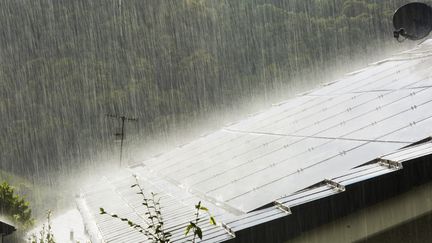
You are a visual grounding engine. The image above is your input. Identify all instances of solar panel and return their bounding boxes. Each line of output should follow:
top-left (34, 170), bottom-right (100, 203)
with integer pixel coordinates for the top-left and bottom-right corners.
top-left (308, 60), bottom-right (411, 96)
top-left (343, 88), bottom-right (432, 141)
top-left (268, 92), bottom-right (387, 136)
top-left (381, 114), bottom-right (432, 143)
top-left (383, 141), bottom-right (432, 162)
top-left (224, 141), bottom-right (406, 211)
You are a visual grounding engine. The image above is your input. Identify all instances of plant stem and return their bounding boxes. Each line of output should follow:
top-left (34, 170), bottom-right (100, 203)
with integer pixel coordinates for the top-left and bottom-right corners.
top-left (135, 177), bottom-right (162, 241)
top-left (192, 202), bottom-right (201, 243)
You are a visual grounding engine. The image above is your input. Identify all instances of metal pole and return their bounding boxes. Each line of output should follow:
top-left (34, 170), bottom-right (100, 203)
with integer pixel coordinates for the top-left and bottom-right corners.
top-left (119, 116), bottom-right (125, 166)
top-left (106, 114), bottom-right (138, 167)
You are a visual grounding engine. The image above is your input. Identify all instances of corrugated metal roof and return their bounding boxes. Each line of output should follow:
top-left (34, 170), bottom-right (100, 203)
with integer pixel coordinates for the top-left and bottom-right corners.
top-left (77, 40), bottom-right (432, 242)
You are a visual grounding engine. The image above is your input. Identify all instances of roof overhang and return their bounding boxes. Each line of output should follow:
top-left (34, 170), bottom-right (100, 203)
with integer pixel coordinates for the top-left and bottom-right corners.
top-left (0, 221), bottom-right (16, 236)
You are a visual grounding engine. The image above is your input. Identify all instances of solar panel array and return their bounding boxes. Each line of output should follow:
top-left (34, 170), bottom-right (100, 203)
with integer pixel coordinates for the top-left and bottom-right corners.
top-left (79, 40), bottom-right (432, 242)
top-left (142, 41), bottom-right (432, 212)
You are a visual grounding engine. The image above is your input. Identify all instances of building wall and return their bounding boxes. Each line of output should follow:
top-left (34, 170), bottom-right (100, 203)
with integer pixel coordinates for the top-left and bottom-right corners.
top-left (359, 212), bottom-right (432, 243)
top-left (287, 181), bottom-right (432, 243)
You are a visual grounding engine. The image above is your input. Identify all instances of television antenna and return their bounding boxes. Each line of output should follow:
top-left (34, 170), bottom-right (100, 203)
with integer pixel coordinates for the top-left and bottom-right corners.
top-left (393, 2), bottom-right (432, 42)
top-left (106, 114), bottom-right (138, 166)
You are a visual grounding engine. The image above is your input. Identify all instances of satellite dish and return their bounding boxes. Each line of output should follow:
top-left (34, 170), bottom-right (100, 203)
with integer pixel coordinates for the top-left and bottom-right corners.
top-left (393, 2), bottom-right (432, 41)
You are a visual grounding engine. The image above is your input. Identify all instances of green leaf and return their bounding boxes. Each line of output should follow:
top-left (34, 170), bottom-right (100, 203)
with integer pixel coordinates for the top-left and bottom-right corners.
top-left (209, 216), bottom-right (216, 225)
top-left (199, 206), bottom-right (208, 212)
top-left (185, 224), bottom-right (194, 236)
top-left (99, 208), bottom-right (106, 214)
top-left (131, 184), bottom-right (138, 188)
top-left (195, 227), bottom-right (203, 239)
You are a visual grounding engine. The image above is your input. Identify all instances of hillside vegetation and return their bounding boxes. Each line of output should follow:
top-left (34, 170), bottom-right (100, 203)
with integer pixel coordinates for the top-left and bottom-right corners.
top-left (0, 0), bottom-right (412, 177)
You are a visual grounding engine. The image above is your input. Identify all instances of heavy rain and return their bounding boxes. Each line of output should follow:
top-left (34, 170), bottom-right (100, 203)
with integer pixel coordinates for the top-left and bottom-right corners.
top-left (1, 0), bottom-right (430, 242)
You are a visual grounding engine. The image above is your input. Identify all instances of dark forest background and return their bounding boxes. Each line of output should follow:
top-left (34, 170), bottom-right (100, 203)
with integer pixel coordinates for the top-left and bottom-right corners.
top-left (0, 0), bottom-right (416, 182)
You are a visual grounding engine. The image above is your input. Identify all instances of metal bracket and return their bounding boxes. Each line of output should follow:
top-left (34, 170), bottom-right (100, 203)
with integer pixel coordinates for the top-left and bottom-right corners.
top-left (324, 179), bottom-right (345, 192)
top-left (274, 201), bottom-right (292, 214)
top-left (378, 158), bottom-right (403, 170)
top-left (221, 222), bottom-right (236, 238)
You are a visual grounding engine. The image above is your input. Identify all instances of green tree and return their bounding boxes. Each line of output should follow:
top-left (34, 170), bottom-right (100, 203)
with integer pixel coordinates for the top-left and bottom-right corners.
top-left (0, 181), bottom-right (34, 229)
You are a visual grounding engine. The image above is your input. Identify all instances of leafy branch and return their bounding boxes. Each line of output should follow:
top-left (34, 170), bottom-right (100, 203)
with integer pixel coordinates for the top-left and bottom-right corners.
top-left (185, 201), bottom-right (217, 243)
top-left (100, 176), bottom-right (217, 242)
top-left (100, 175), bottom-right (171, 242)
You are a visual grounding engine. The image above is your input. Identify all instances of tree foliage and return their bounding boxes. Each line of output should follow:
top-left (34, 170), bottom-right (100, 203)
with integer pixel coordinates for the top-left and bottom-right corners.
top-left (0, 181), bottom-right (34, 229)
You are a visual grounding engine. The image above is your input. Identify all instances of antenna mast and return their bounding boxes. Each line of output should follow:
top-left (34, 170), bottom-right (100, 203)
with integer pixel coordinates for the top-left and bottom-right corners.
top-left (106, 114), bottom-right (138, 166)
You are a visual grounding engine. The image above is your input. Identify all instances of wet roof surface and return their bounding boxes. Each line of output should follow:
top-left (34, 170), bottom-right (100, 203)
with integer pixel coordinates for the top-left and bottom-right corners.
top-left (78, 40), bottom-right (432, 242)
